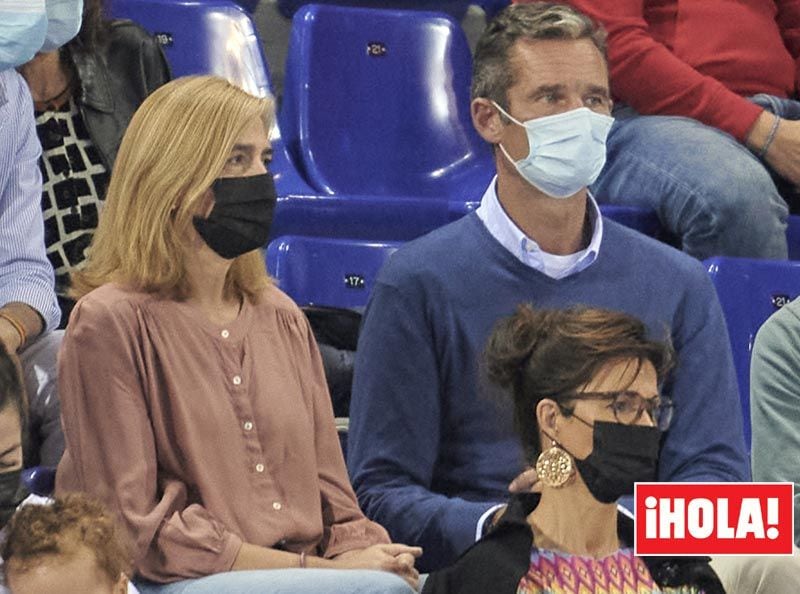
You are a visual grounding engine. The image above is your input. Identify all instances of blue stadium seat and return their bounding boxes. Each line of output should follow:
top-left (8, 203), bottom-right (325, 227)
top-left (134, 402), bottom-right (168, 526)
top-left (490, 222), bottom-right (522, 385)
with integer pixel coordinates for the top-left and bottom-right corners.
top-left (704, 257), bottom-right (800, 447)
top-left (277, 0), bottom-right (510, 19)
top-left (109, 0), bottom-right (271, 96)
top-left (277, 0), bottom-right (471, 20)
top-left (107, 0), bottom-right (450, 237)
top-left (21, 465), bottom-right (56, 497)
top-left (266, 235), bottom-right (400, 308)
top-left (233, 0), bottom-right (261, 12)
top-left (787, 215), bottom-right (800, 260)
top-left (270, 193), bottom-right (456, 243)
top-left (478, 0), bottom-right (510, 19)
top-left (600, 205), bottom-right (664, 239)
top-left (108, 0), bottom-right (319, 198)
top-left (280, 4), bottom-right (493, 201)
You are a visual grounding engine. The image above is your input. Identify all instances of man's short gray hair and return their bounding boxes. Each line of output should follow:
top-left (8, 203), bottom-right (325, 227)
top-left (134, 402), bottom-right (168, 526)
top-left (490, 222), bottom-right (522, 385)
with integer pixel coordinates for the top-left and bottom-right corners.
top-left (471, 3), bottom-right (607, 109)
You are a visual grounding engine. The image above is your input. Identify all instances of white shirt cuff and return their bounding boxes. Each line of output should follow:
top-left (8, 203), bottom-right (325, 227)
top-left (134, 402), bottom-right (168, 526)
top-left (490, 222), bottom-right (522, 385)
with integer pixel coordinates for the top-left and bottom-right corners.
top-left (475, 503), bottom-right (506, 541)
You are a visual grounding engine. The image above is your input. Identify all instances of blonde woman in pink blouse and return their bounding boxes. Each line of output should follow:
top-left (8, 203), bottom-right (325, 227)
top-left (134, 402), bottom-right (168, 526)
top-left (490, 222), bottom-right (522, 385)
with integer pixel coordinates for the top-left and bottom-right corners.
top-left (55, 75), bottom-right (420, 594)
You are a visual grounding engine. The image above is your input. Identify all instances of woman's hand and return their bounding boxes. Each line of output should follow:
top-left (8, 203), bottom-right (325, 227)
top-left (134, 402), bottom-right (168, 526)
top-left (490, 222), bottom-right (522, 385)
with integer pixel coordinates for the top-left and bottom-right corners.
top-left (334, 543), bottom-right (422, 589)
top-left (509, 466), bottom-right (541, 493)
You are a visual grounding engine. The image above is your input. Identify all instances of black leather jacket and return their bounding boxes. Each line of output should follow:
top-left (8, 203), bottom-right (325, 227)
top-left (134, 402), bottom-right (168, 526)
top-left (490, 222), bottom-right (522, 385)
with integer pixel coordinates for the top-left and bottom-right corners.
top-left (68, 19), bottom-right (171, 170)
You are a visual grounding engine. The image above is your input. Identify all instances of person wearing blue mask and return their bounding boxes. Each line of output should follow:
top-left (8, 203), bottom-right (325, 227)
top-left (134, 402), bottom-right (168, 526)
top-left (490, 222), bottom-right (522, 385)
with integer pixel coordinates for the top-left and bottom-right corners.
top-left (39, 0), bottom-right (83, 53)
top-left (18, 0), bottom-right (170, 328)
top-left (347, 0), bottom-right (751, 580)
top-left (0, 1), bottom-right (47, 71)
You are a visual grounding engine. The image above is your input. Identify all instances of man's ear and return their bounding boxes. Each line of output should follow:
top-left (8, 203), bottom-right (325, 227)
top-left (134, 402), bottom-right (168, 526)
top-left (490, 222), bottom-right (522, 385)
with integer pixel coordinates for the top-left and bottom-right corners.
top-left (471, 98), bottom-right (505, 145)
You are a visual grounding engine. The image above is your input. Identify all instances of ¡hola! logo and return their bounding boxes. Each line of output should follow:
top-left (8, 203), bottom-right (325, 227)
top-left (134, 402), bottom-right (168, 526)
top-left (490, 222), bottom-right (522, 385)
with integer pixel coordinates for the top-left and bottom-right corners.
top-left (634, 483), bottom-right (794, 556)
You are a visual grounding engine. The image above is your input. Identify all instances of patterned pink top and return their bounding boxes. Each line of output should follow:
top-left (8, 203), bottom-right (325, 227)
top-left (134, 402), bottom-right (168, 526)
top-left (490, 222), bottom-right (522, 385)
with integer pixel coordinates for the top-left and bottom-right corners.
top-left (516, 548), bottom-right (700, 594)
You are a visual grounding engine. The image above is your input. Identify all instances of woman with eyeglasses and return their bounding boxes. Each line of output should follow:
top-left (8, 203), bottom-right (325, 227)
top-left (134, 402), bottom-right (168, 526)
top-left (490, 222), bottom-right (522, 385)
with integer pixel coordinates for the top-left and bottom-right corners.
top-left (422, 303), bottom-right (725, 594)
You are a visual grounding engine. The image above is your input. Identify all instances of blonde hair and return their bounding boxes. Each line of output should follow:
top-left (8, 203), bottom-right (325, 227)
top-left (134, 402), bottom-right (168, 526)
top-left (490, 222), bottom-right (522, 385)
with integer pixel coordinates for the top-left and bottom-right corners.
top-left (71, 76), bottom-right (274, 301)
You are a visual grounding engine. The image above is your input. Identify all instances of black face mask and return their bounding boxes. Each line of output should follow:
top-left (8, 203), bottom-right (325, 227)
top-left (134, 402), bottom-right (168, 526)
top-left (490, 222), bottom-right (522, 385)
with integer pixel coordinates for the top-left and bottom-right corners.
top-left (193, 173), bottom-right (277, 260)
top-left (0, 469), bottom-right (25, 528)
top-left (572, 421), bottom-right (660, 504)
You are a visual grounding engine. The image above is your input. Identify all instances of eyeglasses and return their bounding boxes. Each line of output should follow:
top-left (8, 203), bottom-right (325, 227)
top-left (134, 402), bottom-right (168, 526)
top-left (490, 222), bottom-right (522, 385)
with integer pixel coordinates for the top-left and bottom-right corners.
top-left (558, 391), bottom-right (674, 431)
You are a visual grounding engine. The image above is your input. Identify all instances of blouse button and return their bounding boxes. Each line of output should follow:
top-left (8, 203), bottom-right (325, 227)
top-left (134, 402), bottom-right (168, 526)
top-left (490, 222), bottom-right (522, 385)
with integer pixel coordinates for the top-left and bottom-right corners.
top-left (232, 375), bottom-right (242, 385)
top-left (273, 501), bottom-right (282, 510)
top-left (255, 463), bottom-right (265, 473)
top-left (221, 329), bottom-right (230, 338)
top-left (243, 421), bottom-right (253, 431)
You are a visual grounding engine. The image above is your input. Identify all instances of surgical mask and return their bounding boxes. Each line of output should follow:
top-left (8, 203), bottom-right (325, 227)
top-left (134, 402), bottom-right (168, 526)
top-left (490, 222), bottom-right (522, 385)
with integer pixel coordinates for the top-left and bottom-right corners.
top-left (40, 0), bottom-right (83, 52)
top-left (569, 420), bottom-right (660, 504)
top-left (0, 469), bottom-right (25, 528)
top-left (0, 1), bottom-right (47, 69)
top-left (193, 173), bottom-right (277, 260)
top-left (493, 103), bottom-right (614, 198)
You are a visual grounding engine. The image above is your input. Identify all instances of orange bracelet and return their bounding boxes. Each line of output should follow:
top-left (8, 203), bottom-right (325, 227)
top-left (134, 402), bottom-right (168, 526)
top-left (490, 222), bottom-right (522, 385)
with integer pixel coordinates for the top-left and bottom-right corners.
top-left (0, 311), bottom-right (26, 349)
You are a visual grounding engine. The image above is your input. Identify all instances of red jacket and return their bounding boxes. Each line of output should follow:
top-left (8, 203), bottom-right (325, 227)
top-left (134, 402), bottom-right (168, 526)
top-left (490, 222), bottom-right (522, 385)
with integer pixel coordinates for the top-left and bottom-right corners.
top-left (515, 0), bottom-right (800, 141)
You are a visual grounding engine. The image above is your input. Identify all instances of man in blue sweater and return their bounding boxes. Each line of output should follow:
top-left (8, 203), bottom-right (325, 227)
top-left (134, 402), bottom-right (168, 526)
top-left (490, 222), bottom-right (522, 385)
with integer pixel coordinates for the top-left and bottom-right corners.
top-left (347, 3), bottom-right (752, 575)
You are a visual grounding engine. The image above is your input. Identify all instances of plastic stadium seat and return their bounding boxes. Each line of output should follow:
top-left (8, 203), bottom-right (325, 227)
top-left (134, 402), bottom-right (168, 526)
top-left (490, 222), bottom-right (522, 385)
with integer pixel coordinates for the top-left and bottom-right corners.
top-left (107, 0), bottom-right (452, 239)
top-left (233, 0), bottom-right (261, 12)
top-left (599, 205), bottom-right (663, 239)
top-left (277, 0), bottom-right (471, 19)
top-left (109, 0), bottom-right (270, 96)
top-left (266, 235), bottom-right (400, 309)
top-left (704, 257), bottom-right (800, 447)
top-left (478, 0), bottom-right (510, 19)
top-left (280, 4), bottom-right (494, 200)
top-left (787, 215), bottom-right (800, 260)
top-left (108, 0), bottom-right (321, 199)
top-left (21, 466), bottom-right (56, 497)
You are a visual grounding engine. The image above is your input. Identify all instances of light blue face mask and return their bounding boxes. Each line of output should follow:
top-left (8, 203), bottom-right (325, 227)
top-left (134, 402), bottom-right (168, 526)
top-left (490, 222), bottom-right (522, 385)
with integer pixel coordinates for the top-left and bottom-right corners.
top-left (40, 0), bottom-right (83, 52)
top-left (0, 0), bottom-right (47, 70)
top-left (493, 103), bottom-right (614, 198)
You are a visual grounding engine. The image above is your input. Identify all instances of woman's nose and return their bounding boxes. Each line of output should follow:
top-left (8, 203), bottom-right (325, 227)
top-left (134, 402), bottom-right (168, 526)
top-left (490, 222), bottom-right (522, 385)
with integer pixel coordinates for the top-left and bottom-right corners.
top-left (252, 159), bottom-right (268, 176)
top-left (638, 405), bottom-right (657, 427)
top-left (639, 412), bottom-right (657, 427)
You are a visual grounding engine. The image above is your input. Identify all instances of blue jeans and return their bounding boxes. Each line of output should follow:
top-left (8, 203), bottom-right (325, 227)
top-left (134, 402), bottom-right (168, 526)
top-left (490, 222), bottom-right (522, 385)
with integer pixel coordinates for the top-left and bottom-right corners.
top-left (591, 95), bottom-right (798, 260)
top-left (134, 569), bottom-right (416, 594)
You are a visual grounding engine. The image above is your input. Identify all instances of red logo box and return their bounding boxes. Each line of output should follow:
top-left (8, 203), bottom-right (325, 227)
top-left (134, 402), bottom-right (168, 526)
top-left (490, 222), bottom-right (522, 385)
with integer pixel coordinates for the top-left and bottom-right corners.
top-left (634, 482), bottom-right (794, 556)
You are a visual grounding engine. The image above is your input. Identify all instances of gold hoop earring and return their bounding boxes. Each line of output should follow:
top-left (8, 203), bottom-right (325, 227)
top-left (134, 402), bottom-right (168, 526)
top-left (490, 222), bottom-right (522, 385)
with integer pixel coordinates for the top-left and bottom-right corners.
top-left (535, 440), bottom-right (574, 488)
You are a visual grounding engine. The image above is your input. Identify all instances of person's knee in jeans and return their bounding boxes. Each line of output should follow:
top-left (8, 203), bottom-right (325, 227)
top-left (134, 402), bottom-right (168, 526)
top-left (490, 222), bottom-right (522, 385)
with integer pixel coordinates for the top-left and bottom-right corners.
top-left (595, 114), bottom-right (789, 260)
top-left (135, 568), bottom-right (415, 594)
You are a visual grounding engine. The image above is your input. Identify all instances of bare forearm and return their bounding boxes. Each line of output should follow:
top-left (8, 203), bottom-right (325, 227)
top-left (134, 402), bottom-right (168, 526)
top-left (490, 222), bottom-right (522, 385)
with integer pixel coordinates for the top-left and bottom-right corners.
top-left (0, 302), bottom-right (44, 353)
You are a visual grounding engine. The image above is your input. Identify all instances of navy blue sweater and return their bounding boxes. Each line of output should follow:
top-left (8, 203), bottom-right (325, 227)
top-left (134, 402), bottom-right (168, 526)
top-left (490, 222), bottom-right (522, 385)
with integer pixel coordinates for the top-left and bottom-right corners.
top-left (348, 212), bottom-right (749, 571)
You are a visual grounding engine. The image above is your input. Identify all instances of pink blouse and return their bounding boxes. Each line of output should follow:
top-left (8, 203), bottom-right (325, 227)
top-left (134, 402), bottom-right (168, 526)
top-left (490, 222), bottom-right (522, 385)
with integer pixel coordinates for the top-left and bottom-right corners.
top-left (56, 283), bottom-right (389, 582)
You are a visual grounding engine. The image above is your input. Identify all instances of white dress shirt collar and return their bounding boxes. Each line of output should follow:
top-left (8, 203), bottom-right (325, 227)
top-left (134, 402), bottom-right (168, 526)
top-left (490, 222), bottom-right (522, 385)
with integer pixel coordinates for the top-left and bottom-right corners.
top-left (475, 176), bottom-right (603, 279)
